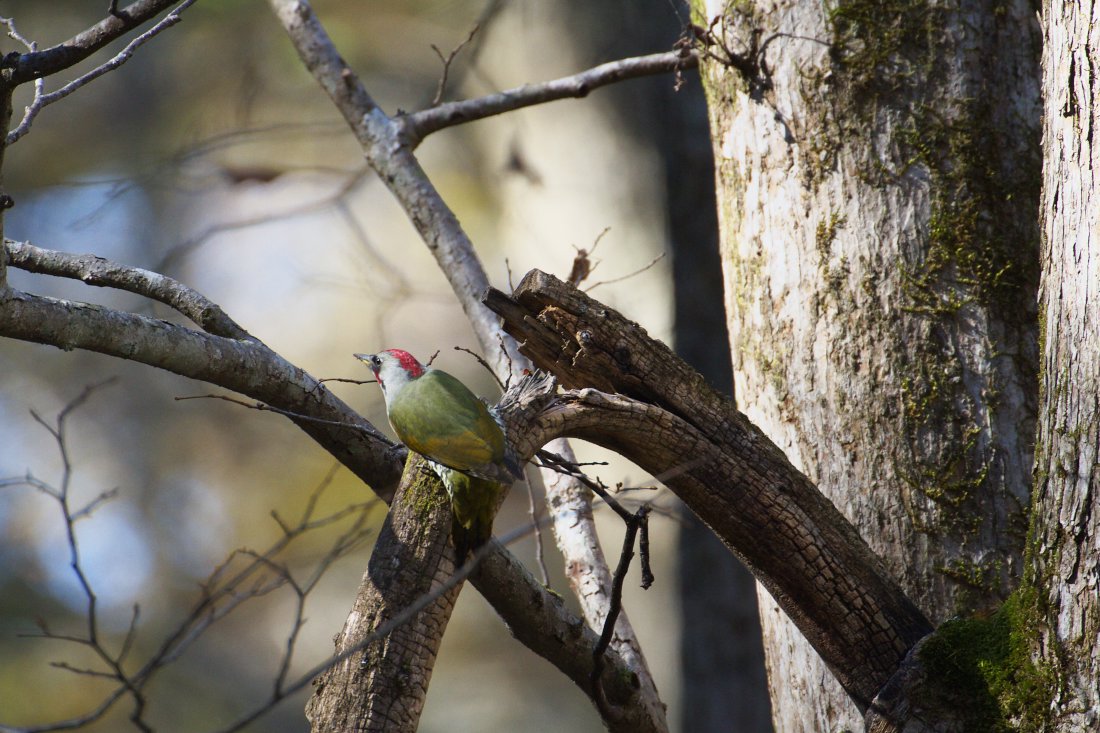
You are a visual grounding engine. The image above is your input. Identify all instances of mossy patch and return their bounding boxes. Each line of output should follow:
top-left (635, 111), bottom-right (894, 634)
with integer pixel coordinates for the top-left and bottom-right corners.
top-left (916, 590), bottom-right (1055, 732)
top-left (814, 0), bottom-right (1040, 600)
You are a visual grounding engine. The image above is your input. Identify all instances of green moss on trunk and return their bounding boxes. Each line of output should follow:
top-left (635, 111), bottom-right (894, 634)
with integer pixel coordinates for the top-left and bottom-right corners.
top-left (916, 590), bottom-right (1055, 731)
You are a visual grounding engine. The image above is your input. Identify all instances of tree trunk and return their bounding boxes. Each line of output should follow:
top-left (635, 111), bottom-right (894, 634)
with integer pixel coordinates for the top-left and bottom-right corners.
top-left (306, 459), bottom-right (461, 732)
top-left (697, 1), bottom-right (1041, 729)
top-left (1031, 1), bottom-right (1100, 728)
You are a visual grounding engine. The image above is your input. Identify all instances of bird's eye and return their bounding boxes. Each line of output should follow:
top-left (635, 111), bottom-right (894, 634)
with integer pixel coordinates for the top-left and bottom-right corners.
top-left (370, 356), bottom-right (382, 367)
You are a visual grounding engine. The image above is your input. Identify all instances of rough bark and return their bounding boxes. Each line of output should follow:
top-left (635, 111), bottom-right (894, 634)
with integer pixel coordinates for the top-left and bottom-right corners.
top-left (696, 1), bottom-right (1041, 728)
top-left (306, 459), bottom-right (461, 733)
top-left (305, 373), bottom-right (668, 733)
top-left (487, 271), bottom-right (933, 710)
top-left (1031, 1), bottom-right (1100, 728)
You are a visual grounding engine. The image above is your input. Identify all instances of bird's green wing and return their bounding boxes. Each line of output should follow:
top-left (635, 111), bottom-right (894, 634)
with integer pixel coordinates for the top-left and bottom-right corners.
top-left (388, 369), bottom-right (506, 472)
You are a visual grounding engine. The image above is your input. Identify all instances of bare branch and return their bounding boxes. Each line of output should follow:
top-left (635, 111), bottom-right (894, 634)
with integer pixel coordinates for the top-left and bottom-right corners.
top-left (592, 505), bottom-right (650, 722)
top-left (12, 383), bottom-right (154, 732)
top-left (402, 49), bottom-right (700, 148)
top-left (1, 17), bottom-right (36, 50)
top-left (5, 240), bottom-right (252, 338)
top-left (267, 6), bottom-right (668, 726)
top-left (268, 0), bottom-right (518, 378)
top-left (0, 286), bottom-right (404, 497)
top-left (3, 0), bottom-right (185, 85)
top-left (5, 0), bottom-right (199, 145)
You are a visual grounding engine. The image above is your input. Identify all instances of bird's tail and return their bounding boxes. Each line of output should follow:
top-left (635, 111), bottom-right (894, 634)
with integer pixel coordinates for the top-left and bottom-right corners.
top-left (452, 515), bottom-right (491, 564)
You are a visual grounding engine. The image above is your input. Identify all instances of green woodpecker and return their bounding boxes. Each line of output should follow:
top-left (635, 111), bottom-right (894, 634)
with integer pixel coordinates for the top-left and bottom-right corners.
top-left (356, 349), bottom-right (521, 558)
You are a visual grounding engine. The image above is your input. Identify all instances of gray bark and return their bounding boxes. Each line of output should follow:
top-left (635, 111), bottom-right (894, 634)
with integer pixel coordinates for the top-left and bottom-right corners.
top-left (697, 1), bottom-right (1041, 729)
top-left (1032, 0), bottom-right (1100, 728)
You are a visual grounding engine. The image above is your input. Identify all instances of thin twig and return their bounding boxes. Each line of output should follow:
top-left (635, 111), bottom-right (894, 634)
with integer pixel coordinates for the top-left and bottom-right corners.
top-left (496, 334), bottom-right (514, 391)
top-left (13, 382), bottom-right (157, 732)
top-left (0, 16), bottom-right (36, 50)
top-left (505, 258), bottom-right (516, 293)
top-left (591, 506), bottom-right (650, 721)
top-left (584, 252), bottom-right (667, 292)
top-left (454, 345), bottom-right (506, 390)
top-left (537, 450), bottom-right (634, 523)
top-left (4, 1), bottom-right (184, 84)
top-left (524, 466), bottom-right (551, 586)
top-left (173, 394), bottom-right (394, 441)
top-left (430, 23), bottom-right (480, 107)
top-left (318, 376), bottom-right (375, 386)
top-left (6, 0), bottom-right (200, 146)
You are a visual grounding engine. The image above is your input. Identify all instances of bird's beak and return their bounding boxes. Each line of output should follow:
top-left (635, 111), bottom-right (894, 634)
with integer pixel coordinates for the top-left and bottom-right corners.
top-left (354, 353), bottom-right (374, 363)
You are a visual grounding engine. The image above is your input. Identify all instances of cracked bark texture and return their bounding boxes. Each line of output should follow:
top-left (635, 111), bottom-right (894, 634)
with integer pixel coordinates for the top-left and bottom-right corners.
top-left (487, 271), bottom-right (933, 711)
top-left (306, 459), bottom-right (460, 732)
top-left (696, 1), bottom-right (1041, 728)
top-left (1031, 1), bottom-right (1100, 728)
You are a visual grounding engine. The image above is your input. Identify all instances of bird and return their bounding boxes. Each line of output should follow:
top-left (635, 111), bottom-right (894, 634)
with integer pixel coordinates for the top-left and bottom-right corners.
top-left (356, 349), bottom-right (522, 558)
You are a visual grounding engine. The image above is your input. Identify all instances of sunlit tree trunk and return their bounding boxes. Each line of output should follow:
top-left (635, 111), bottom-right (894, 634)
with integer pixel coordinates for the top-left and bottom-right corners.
top-left (1030, 2), bottom-right (1100, 728)
top-left (696, 1), bottom-right (1041, 728)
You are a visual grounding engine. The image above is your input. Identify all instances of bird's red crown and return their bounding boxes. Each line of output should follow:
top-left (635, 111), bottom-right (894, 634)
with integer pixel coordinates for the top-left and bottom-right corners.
top-left (384, 349), bottom-right (426, 379)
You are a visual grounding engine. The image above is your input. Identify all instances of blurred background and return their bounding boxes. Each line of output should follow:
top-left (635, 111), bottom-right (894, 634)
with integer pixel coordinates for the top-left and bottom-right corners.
top-left (0, 1), bottom-right (760, 731)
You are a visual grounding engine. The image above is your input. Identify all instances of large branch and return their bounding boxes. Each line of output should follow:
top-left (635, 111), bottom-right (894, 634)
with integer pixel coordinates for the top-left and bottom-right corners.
top-left (267, 3), bottom-right (666, 729)
top-left (2, 0), bottom-right (182, 84)
top-left (6, 240), bottom-right (251, 338)
top-left (0, 285), bottom-right (403, 497)
top-left (0, 250), bottom-right (656, 729)
top-left (486, 271), bottom-right (935, 710)
top-left (305, 458), bottom-right (462, 732)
